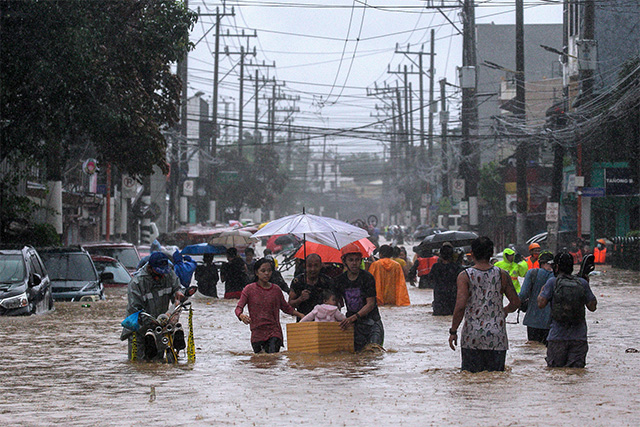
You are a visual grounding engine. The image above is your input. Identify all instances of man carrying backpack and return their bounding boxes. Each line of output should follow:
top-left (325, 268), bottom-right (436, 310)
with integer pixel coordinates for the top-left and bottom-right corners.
top-left (537, 252), bottom-right (598, 368)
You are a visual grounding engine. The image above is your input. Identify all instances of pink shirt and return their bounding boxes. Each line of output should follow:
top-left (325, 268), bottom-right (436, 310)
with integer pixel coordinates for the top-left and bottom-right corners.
top-left (235, 282), bottom-right (296, 342)
top-left (300, 304), bottom-right (347, 322)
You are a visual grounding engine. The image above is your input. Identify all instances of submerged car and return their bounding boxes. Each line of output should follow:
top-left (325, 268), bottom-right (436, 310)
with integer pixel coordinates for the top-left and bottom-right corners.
top-left (0, 246), bottom-right (54, 315)
top-left (82, 242), bottom-right (141, 274)
top-left (91, 255), bottom-right (132, 287)
top-left (39, 247), bottom-right (108, 301)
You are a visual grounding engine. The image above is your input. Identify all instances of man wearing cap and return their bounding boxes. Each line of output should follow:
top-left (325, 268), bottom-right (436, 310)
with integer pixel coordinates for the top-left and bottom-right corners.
top-left (121, 252), bottom-right (185, 360)
top-left (336, 243), bottom-right (384, 351)
top-left (518, 251), bottom-right (555, 344)
top-left (526, 243), bottom-right (542, 269)
top-left (494, 248), bottom-right (528, 293)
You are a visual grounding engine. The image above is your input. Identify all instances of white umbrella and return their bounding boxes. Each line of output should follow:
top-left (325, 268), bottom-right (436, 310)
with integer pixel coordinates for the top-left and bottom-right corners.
top-left (252, 211), bottom-right (369, 249)
top-left (209, 229), bottom-right (257, 247)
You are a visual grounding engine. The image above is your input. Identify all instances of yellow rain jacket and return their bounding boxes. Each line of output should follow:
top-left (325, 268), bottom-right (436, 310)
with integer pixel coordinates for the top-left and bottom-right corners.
top-left (494, 248), bottom-right (528, 293)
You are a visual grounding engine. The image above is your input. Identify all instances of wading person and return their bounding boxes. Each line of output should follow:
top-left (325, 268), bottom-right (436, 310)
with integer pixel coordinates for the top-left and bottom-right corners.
top-left (121, 252), bottom-right (185, 360)
top-left (449, 237), bottom-right (520, 373)
top-left (220, 247), bottom-right (249, 299)
top-left (494, 247), bottom-right (528, 293)
top-left (518, 251), bottom-right (555, 345)
top-left (195, 253), bottom-right (219, 298)
top-left (369, 244), bottom-right (410, 306)
top-left (408, 248), bottom-right (439, 289)
top-left (336, 243), bottom-right (384, 351)
top-left (537, 252), bottom-right (598, 368)
top-left (288, 253), bottom-right (336, 318)
top-left (526, 243), bottom-right (542, 269)
top-left (426, 243), bottom-right (462, 316)
top-left (235, 258), bottom-right (304, 353)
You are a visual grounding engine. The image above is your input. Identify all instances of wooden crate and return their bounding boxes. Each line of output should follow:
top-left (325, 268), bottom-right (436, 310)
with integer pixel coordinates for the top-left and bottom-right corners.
top-left (286, 321), bottom-right (354, 354)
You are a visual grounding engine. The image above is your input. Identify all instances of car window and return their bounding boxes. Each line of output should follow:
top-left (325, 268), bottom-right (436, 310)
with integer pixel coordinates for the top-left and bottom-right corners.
top-left (94, 260), bottom-right (131, 283)
top-left (89, 248), bottom-right (139, 270)
top-left (0, 254), bottom-right (26, 283)
top-left (30, 254), bottom-right (44, 277)
top-left (41, 253), bottom-right (98, 281)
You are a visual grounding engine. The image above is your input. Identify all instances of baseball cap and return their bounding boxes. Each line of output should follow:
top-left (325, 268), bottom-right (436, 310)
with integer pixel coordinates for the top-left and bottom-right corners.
top-left (538, 251), bottom-right (554, 265)
top-left (149, 252), bottom-right (172, 275)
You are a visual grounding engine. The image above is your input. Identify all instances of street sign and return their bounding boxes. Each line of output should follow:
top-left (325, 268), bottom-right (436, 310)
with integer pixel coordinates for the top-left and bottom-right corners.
top-left (452, 179), bottom-right (465, 202)
top-left (122, 174), bottom-right (137, 199)
top-left (605, 168), bottom-right (635, 196)
top-left (581, 187), bottom-right (605, 198)
top-left (183, 180), bottom-right (194, 197)
top-left (546, 202), bottom-right (559, 222)
top-left (459, 200), bottom-right (469, 216)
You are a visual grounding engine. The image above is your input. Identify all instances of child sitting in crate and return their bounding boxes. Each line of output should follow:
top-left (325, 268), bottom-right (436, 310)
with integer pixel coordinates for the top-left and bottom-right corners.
top-left (300, 290), bottom-right (346, 323)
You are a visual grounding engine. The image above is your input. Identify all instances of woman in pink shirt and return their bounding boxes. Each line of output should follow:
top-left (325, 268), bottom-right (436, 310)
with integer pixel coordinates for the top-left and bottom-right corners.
top-left (235, 258), bottom-right (304, 353)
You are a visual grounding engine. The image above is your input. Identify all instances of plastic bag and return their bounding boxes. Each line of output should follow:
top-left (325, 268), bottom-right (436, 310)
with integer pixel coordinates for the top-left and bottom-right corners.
top-left (173, 250), bottom-right (197, 287)
top-left (121, 311), bottom-right (141, 331)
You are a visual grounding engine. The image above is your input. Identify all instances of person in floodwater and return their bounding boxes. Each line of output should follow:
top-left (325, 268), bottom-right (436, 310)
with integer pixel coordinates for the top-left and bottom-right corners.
top-left (537, 252), bottom-right (598, 368)
top-left (369, 244), bottom-right (410, 306)
top-left (408, 247), bottom-right (439, 289)
top-left (449, 236), bottom-right (520, 373)
top-left (335, 243), bottom-right (384, 352)
top-left (195, 253), bottom-right (219, 298)
top-left (244, 247), bottom-right (256, 283)
top-left (220, 247), bottom-right (249, 299)
top-left (121, 252), bottom-right (185, 361)
top-left (518, 251), bottom-right (555, 345)
top-left (494, 247), bottom-right (528, 293)
top-left (426, 242), bottom-right (462, 316)
top-left (288, 253), bottom-right (337, 319)
top-left (235, 258), bottom-right (304, 353)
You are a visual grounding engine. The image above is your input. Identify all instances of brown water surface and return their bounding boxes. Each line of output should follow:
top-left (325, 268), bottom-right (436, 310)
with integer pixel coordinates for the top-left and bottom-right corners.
top-left (1, 267), bottom-right (639, 426)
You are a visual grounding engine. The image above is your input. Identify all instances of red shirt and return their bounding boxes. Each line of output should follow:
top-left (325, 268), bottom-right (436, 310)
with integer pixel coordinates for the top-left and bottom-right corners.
top-left (235, 283), bottom-right (296, 343)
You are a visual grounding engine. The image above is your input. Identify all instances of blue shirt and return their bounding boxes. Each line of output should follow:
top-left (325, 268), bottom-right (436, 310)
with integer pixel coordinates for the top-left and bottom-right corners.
top-left (539, 275), bottom-right (596, 342)
top-left (518, 268), bottom-right (554, 330)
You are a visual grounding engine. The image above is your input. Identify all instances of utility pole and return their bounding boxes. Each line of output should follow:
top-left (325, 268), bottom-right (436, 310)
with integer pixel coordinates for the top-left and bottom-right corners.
top-left (577, 0), bottom-right (596, 240)
top-left (428, 29), bottom-right (436, 157)
top-left (199, 4), bottom-right (235, 157)
top-left (460, 0), bottom-right (480, 227)
top-left (225, 40), bottom-right (257, 157)
top-left (440, 78), bottom-right (449, 198)
top-left (514, 0), bottom-right (527, 245)
top-left (246, 61), bottom-right (275, 144)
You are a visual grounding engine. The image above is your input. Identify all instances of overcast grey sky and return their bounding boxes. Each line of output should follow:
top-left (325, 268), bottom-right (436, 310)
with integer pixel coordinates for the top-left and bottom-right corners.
top-left (186, 1), bottom-right (563, 154)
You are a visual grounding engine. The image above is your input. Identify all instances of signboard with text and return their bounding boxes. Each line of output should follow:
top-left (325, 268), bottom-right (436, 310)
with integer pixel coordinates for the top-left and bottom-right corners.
top-left (605, 168), bottom-right (635, 196)
top-left (546, 202), bottom-right (559, 222)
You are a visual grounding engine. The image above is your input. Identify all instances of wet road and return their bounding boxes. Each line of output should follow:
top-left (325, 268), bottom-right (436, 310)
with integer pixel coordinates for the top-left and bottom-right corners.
top-left (1, 264), bottom-right (639, 426)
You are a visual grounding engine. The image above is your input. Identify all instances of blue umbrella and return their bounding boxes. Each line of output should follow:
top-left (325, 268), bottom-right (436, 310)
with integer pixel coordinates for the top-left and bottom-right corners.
top-left (181, 243), bottom-right (227, 255)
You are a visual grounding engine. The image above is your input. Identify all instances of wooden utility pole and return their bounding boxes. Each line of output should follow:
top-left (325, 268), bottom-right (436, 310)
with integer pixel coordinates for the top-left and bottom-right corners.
top-left (515, 0), bottom-right (527, 245)
top-left (245, 61), bottom-right (275, 144)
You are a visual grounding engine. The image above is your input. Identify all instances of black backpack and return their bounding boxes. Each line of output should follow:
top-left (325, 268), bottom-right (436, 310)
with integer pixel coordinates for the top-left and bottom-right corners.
top-left (551, 275), bottom-right (587, 325)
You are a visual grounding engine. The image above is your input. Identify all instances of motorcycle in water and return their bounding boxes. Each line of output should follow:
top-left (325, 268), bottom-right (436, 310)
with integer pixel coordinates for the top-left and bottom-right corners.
top-left (137, 285), bottom-right (198, 363)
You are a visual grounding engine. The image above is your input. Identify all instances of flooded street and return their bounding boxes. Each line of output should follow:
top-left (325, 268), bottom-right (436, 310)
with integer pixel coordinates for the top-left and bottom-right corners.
top-left (1, 265), bottom-right (639, 426)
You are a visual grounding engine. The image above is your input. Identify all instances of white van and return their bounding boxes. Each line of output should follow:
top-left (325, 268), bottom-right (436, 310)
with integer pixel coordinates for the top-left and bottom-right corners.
top-left (437, 214), bottom-right (462, 231)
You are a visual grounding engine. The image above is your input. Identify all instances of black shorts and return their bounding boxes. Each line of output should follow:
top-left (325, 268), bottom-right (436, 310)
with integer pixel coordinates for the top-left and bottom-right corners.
top-left (461, 348), bottom-right (507, 373)
top-left (251, 337), bottom-right (283, 354)
top-left (546, 340), bottom-right (589, 368)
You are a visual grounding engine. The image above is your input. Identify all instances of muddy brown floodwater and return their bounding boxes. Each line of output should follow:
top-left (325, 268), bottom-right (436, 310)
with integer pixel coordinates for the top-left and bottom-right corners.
top-left (1, 263), bottom-right (639, 426)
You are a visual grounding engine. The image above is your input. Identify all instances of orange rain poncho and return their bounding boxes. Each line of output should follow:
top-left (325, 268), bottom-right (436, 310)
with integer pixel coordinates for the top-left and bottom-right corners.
top-left (369, 258), bottom-right (410, 306)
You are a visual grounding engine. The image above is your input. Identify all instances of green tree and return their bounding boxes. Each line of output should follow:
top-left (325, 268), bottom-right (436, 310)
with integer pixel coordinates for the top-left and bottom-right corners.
top-left (0, 0), bottom-right (197, 177)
